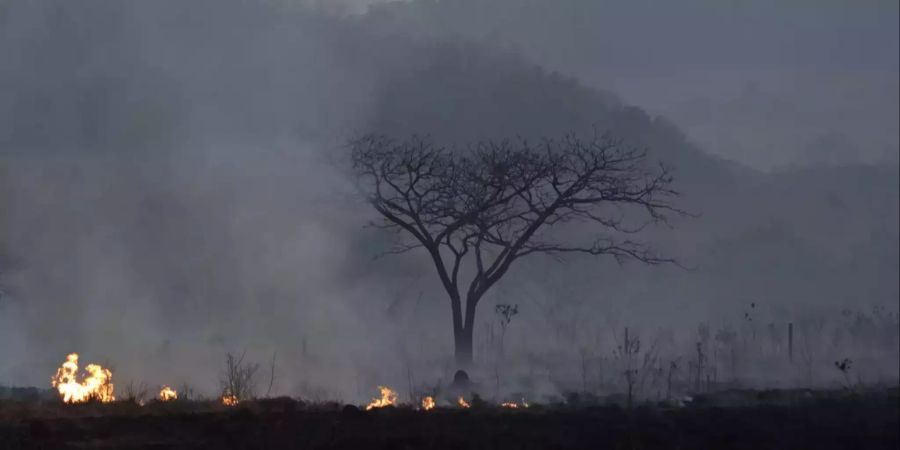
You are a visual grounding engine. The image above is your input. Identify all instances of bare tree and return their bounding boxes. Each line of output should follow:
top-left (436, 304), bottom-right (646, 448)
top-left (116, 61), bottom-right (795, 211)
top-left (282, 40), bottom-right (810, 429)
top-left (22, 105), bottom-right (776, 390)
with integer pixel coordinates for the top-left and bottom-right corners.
top-left (122, 380), bottom-right (149, 405)
top-left (350, 132), bottom-right (682, 366)
top-left (265, 351), bottom-right (277, 398)
top-left (613, 327), bottom-right (659, 409)
top-left (220, 352), bottom-right (260, 402)
top-left (494, 303), bottom-right (519, 359)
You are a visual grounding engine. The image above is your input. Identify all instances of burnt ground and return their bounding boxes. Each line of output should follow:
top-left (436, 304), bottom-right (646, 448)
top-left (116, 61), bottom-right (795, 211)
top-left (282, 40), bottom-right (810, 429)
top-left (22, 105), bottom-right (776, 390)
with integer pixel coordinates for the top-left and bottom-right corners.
top-left (0, 388), bottom-right (897, 449)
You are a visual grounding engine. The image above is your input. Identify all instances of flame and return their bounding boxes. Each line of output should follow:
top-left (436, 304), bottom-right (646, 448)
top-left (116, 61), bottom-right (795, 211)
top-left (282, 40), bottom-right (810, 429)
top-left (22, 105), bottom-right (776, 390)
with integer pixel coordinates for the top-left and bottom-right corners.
top-left (421, 396), bottom-right (435, 410)
top-left (457, 396), bottom-right (470, 408)
top-left (501, 398), bottom-right (529, 409)
top-left (159, 386), bottom-right (178, 402)
top-left (365, 386), bottom-right (398, 410)
top-left (51, 353), bottom-right (115, 403)
top-left (222, 394), bottom-right (239, 406)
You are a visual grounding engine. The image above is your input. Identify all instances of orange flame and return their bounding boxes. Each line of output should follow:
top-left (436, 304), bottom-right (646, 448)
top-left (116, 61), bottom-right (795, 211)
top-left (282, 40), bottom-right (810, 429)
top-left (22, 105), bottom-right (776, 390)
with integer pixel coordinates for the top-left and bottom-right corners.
top-left (222, 394), bottom-right (239, 406)
top-left (159, 386), bottom-right (178, 402)
top-left (51, 353), bottom-right (115, 403)
top-left (501, 398), bottom-right (529, 409)
top-left (365, 386), bottom-right (398, 410)
top-left (457, 396), bottom-right (470, 408)
top-left (421, 396), bottom-right (435, 410)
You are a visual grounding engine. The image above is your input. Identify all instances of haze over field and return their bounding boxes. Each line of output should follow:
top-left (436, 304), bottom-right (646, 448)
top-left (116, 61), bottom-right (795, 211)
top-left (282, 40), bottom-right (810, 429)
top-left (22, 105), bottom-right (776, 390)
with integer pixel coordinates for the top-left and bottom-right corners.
top-left (0, 0), bottom-right (897, 401)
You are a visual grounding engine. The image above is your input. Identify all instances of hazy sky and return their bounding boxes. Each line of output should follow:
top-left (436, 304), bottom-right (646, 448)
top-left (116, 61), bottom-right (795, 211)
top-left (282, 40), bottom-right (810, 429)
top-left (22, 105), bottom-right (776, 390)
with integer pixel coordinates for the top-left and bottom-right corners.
top-left (0, 0), bottom-right (897, 397)
top-left (360, 0), bottom-right (899, 169)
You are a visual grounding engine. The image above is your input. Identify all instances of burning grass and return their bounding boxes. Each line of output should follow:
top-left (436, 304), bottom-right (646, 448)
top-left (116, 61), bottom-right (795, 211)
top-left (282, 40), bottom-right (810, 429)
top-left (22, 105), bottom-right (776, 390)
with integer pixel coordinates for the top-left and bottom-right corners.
top-left (0, 388), bottom-right (895, 450)
top-left (365, 386), bottom-right (398, 410)
top-left (158, 386), bottom-right (177, 402)
top-left (500, 398), bottom-right (529, 409)
top-left (50, 354), bottom-right (114, 404)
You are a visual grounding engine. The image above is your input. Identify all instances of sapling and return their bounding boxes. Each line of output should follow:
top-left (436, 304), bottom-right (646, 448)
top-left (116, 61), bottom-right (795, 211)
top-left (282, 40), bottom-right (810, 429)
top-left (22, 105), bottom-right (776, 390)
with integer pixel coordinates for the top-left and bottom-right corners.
top-left (178, 382), bottom-right (197, 401)
top-left (666, 359), bottom-right (679, 401)
top-left (614, 327), bottom-right (642, 409)
top-left (834, 358), bottom-right (853, 390)
top-left (489, 303), bottom-right (519, 398)
top-left (494, 303), bottom-right (519, 359)
top-left (220, 351), bottom-right (260, 402)
top-left (695, 323), bottom-right (710, 391)
top-left (265, 351), bottom-right (277, 398)
top-left (694, 342), bottom-right (706, 392)
top-left (636, 341), bottom-right (660, 401)
top-left (123, 380), bottom-right (149, 405)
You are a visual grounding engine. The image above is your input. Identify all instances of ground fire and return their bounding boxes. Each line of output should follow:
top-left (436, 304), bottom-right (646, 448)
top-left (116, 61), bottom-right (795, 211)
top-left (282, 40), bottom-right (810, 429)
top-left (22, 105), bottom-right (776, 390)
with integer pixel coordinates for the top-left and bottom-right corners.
top-left (421, 396), bottom-right (435, 410)
top-left (457, 396), bottom-right (470, 408)
top-left (501, 399), bottom-right (529, 409)
top-left (222, 394), bottom-right (239, 406)
top-left (50, 353), bottom-right (115, 403)
top-left (159, 386), bottom-right (178, 402)
top-left (365, 386), bottom-right (398, 410)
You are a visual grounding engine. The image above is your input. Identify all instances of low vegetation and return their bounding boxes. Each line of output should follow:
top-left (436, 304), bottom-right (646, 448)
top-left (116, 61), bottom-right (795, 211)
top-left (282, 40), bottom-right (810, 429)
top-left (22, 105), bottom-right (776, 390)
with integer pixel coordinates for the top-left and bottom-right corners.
top-left (0, 387), bottom-right (896, 449)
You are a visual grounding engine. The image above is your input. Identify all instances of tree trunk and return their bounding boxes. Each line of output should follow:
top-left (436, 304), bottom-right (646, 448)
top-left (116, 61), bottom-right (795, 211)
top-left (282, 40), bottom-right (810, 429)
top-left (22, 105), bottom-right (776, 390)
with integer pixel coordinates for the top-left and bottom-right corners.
top-left (448, 292), bottom-right (472, 367)
top-left (454, 325), bottom-right (474, 367)
top-left (453, 293), bottom-right (482, 367)
top-left (447, 289), bottom-right (482, 367)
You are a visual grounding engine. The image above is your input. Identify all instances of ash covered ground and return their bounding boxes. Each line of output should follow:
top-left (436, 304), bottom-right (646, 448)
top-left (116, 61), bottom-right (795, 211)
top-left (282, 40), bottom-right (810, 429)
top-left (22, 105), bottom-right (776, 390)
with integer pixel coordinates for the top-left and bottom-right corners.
top-left (1, 387), bottom-right (897, 449)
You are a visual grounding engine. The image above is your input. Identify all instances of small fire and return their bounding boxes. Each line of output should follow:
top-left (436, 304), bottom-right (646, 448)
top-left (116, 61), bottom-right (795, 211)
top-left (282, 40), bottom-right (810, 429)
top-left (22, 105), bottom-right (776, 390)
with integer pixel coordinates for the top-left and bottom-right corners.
top-left (51, 353), bottom-right (115, 403)
top-left (457, 396), bottom-right (470, 408)
top-left (501, 398), bottom-right (530, 409)
top-left (365, 386), bottom-right (398, 410)
top-left (222, 394), bottom-right (239, 406)
top-left (159, 386), bottom-right (178, 402)
top-left (421, 396), bottom-right (435, 411)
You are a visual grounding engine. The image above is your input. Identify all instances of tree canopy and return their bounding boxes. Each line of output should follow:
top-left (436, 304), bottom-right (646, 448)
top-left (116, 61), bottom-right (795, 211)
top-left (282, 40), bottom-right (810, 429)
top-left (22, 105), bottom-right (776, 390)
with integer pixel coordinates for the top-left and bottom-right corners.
top-left (351, 132), bottom-right (682, 364)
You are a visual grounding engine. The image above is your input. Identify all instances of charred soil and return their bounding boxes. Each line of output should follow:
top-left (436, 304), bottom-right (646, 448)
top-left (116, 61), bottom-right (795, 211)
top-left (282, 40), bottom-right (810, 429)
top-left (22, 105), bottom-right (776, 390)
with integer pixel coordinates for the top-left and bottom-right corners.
top-left (0, 388), bottom-right (896, 449)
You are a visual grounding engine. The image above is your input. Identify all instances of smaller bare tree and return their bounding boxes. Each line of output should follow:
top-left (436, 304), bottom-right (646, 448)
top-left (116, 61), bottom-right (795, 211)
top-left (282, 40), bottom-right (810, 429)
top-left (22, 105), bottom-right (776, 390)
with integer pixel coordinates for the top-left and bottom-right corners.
top-left (122, 380), bottom-right (149, 405)
top-left (666, 359), bottom-right (680, 401)
top-left (266, 351), bottom-right (278, 398)
top-left (693, 323), bottom-right (710, 391)
top-left (614, 327), bottom-right (658, 409)
top-left (220, 352), bottom-right (260, 402)
top-left (834, 358), bottom-right (853, 390)
top-left (494, 303), bottom-right (519, 358)
top-left (178, 383), bottom-right (198, 401)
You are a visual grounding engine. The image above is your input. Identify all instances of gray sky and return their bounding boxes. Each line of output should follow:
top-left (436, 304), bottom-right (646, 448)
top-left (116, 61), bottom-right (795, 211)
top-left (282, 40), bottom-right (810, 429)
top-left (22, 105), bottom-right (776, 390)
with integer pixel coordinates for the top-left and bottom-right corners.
top-left (0, 0), bottom-right (897, 397)
top-left (361, 0), bottom-right (899, 169)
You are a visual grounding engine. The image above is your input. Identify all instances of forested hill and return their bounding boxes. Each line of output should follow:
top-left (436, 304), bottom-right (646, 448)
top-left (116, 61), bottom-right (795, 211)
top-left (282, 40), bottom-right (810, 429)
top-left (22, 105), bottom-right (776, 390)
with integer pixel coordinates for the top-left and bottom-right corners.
top-left (0, 0), bottom-right (742, 184)
top-left (363, 0), bottom-right (900, 170)
top-left (361, 40), bottom-right (746, 188)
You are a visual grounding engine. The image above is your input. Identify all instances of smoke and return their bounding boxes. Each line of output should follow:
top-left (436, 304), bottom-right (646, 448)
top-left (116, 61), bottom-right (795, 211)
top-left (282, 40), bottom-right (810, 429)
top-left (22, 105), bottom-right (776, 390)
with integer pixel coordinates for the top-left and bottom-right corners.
top-left (0, 0), bottom-right (897, 399)
top-left (0, 0), bottom-right (408, 396)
